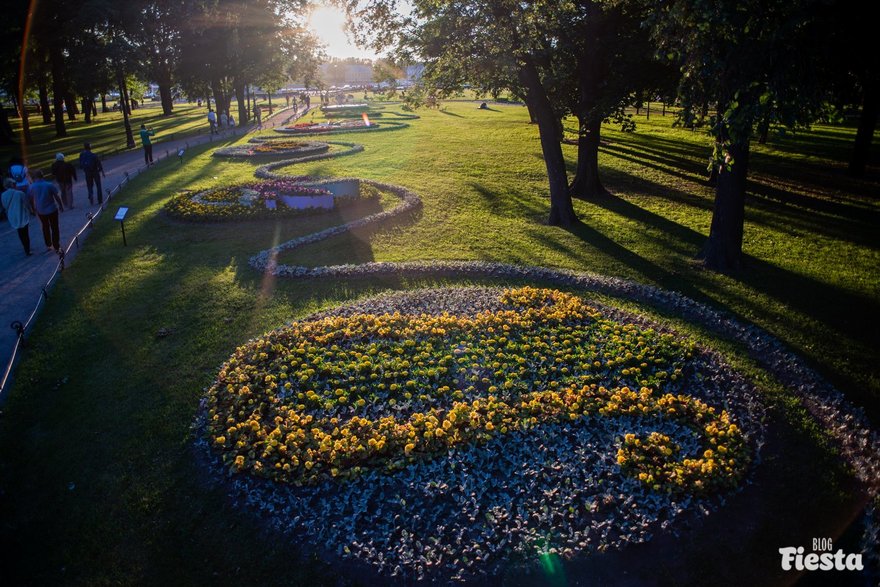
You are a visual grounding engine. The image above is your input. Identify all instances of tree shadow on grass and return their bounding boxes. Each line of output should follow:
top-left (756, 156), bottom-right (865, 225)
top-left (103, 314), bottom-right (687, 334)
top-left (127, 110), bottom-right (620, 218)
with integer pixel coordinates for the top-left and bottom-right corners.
top-left (469, 181), bottom-right (546, 218)
top-left (438, 109), bottom-right (464, 118)
top-left (745, 180), bottom-right (880, 240)
top-left (604, 133), bottom-right (711, 179)
top-left (592, 138), bottom-right (879, 249)
top-left (560, 188), bottom-right (880, 418)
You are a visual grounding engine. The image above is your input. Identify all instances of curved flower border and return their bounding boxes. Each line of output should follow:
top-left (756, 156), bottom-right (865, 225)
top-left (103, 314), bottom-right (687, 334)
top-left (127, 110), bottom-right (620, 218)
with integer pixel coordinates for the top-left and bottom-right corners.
top-left (273, 120), bottom-right (411, 136)
top-left (212, 140), bottom-right (331, 159)
top-left (196, 286), bottom-right (767, 582)
top-left (253, 142), bottom-right (366, 179)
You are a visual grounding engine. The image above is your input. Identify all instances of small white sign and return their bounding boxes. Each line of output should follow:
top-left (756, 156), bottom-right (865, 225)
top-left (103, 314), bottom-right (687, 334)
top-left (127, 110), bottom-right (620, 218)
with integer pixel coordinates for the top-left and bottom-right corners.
top-left (115, 207), bottom-right (129, 221)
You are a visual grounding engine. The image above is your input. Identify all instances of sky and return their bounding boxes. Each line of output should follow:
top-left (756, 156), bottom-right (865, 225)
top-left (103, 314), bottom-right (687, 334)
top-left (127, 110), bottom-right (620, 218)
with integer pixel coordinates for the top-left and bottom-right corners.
top-left (307, 1), bottom-right (377, 60)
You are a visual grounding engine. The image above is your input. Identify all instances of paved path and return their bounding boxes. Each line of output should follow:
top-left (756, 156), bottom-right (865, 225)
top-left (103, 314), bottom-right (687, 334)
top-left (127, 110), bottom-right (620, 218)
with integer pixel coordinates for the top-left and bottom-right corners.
top-left (0, 105), bottom-right (306, 394)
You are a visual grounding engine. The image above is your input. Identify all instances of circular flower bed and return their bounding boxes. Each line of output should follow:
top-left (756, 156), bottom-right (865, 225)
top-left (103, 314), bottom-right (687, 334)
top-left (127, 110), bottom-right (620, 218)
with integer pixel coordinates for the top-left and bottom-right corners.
top-left (274, 119), bottom-right (410, 136)
top-left (198, 287), bottom-right (764, 581)
top-left (165, 178), bottom-right (381, 222)
top-left (212, 139), bottom-right (330, 159)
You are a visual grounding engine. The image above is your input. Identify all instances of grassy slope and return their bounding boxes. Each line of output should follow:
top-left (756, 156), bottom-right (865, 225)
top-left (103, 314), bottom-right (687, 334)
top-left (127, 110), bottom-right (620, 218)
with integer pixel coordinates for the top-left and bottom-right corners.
top-left (0, 101), bottom-right (876, 585)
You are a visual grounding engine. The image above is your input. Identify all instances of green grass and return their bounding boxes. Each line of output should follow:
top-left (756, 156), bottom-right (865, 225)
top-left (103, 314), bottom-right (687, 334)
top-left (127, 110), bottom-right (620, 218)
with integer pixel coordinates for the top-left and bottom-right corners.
top-left (1, 98), bottom-right (279, 173)
top-left (0, 100), bottom-right (877, 585)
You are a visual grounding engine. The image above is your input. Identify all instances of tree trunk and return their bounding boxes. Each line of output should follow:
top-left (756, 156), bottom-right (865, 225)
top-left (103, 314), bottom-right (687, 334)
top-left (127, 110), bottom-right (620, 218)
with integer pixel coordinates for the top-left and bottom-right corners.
top-left (757, 115), bottom-right (770, 145)
top-left (65, 93), bottom-right (79, 118)
top-left (699, 140), bottom-right (750, 271)
top-left (92, 100), bottom-right (97, 116)
top-left (211, 79), bottom-right (228, 118)
top-left (849, 82), bottom-right (878, 177)
top-left (267, 92), bottom-right (273, 113)
top-left (0, 107), bottom-right (17, 145)
top-left (49, 47), bottom-right (67, 137)
top-left (525, 100), bottom-right (539, 124)
top-left (83, 98), bottom-right (92, 123)
top-left (206, 94), bottom-right (211, 111)
top-left (662, 102), bottom-right (666, 116)
top-left (158, 83), bottom-right (174, 115)
top-left (646, 100), bottom-right (650, 120)
top-left (246, 85), bottom-right (252, 120)
top-left (518, 60), bottom-right (577, 227)
top-left (101, 93), bottom-right (109, 113)
top-left (569, 116), bottom-right (607, 199)
top-left (234, 82), bottom-right (247, 124)
top-left (38, 79), bottom-right (52, 124)
top-left (117, 69), bottom-right (136, 148)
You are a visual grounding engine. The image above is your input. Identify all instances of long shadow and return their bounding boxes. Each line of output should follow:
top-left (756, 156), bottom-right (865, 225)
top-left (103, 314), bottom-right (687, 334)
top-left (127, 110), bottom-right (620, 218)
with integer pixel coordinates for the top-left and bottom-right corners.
top-left (599, 143), bottom-right (708, 185)
top-left (745, 180), bottom-right (880, 234)
top-left (438, 109), bottom-right (464, 118)
top-left (469, 181), bottom-right (545, 217)
top-left (563, 179), bottom-right (879, 416)
top-left (608, 134), bottom-right (711, 177)
top-left (750, 154), bottom-right (880, 198)
top-left (545, 219), bottom-right (708, 301)
top-left (585, 192), bottom-right (706, 252)
top-left (599, 133), bottom-right (880, 240)
top-left (562, 157), bottom-right (715, 214)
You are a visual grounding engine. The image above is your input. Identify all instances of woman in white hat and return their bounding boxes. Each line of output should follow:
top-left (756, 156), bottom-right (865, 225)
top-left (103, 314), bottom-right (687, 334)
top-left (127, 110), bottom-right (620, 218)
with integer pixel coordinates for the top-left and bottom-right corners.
top-left (1, 177), bottom-right (33, 256)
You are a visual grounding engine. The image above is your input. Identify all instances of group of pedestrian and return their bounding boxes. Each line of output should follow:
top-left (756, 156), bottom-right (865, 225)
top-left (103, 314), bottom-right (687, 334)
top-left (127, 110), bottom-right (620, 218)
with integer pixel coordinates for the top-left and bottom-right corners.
top-left (206, 109), bottom-right (236, 134)
top-left (1, 143), bottom-right (106, 258)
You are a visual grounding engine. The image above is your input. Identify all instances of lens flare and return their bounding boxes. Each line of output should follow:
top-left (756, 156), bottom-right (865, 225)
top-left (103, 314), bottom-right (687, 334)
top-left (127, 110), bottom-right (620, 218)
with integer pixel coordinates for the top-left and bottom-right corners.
top-left (362, 112), bottom-right (371, 127)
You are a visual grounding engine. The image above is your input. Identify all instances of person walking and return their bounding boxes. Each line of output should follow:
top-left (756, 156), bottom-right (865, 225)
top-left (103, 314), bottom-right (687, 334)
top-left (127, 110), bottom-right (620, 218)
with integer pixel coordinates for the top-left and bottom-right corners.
top-left (254, 104), bottom-right (262, 129)
top-left (78, 142), bottom-right (105, 205)
top-left (219, 111), bottom-right (228, 129)
top-left (207, 108), bottom-right (217, 134)
top-left (28, 170), bottom-right (64, 253)
top-left (228, 113), bottom-right (235, 129)
top-left (139, 124), bottom-right (156, 166)
top-left (51, 153), bottom-right (77, 209)
top-left (1, 177), bottom-right (32, 256)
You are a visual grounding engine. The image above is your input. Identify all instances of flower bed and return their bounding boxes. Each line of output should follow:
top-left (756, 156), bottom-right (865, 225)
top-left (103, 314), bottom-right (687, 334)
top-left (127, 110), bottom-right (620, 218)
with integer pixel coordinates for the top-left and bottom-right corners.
top-left (284, 120), bottom-right (372, 132)
top-left (198, 287), bottom-right (763, 581)
top-left (273, 119), bottom-right (410, 136)
top-left (165, 178), bottom-right (381, 222)
top-left (212, 140), bottom-right (330, 159)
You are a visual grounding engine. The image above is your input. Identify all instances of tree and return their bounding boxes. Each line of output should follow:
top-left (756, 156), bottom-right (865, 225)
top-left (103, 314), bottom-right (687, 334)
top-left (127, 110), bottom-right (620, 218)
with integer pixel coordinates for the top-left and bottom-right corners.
top-left (29, 0), bottom-right (73, 137)
top-left (67, 28), bottom-right (114, 124)
top-left (0, 0), bottom-right (32, 145)
top-left (823, 2), bottom-right (879, 177)
top-left (647, 0), bottom-right (830, 271)
top-left (562, 1), bottom-right (674, 200)
top-left (347, 0), bottom-right (579, 226)
top-left (177, 0), bottom-right (317, 125)
top-left (130, 0), bottom-right (187, 116)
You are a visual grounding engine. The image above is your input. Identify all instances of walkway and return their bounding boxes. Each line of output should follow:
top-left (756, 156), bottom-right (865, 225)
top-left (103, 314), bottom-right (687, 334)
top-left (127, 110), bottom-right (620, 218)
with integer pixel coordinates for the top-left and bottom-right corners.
top-left (0, 105), bottom-right (305, 395)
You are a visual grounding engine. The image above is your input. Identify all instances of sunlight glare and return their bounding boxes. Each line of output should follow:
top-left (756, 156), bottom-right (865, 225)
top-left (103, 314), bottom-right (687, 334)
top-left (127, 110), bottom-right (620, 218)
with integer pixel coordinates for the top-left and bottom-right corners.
top-left (308, 1), bottom-right (374, 59)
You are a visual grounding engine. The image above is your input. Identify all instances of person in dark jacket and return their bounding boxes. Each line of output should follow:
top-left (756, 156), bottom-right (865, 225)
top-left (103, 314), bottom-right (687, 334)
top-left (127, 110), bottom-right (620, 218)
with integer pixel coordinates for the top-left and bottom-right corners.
top-left (28, 170), bottom-right (64, 253)
top-left (51, 153), bottom-right (78, 208)
top-left (78, 142), bottom-right (105, 205)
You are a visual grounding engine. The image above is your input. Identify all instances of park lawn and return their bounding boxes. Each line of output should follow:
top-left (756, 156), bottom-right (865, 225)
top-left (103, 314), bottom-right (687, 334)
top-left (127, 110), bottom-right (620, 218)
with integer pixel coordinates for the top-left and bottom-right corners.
top-left (0, 100), bottom-right (876, 585)
top-left (0, 98), bottom-right (280, 173)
